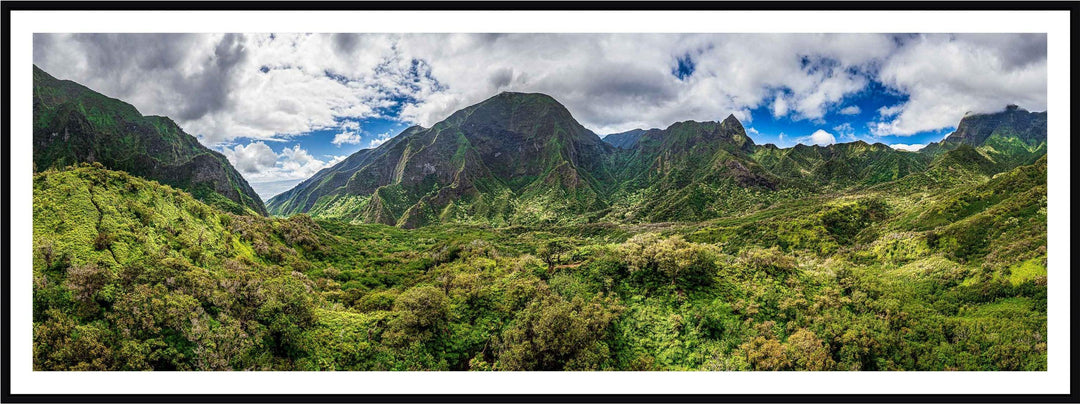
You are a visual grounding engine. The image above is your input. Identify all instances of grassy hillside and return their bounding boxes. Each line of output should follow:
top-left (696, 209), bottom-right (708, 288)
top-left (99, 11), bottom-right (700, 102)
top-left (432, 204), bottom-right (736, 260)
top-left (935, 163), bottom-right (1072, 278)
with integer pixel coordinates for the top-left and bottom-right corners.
top-left (34, 160), bottom-right (1046, 371)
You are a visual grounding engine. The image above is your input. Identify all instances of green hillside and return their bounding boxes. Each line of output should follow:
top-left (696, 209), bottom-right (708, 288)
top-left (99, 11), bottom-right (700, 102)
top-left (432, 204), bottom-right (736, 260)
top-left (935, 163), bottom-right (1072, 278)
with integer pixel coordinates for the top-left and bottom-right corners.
top-left (31, 75), bottom-right (1048, 371)
top-left (33, 66), bottom-right (266, 215)
top-left (33, 158), bottom-right (1046, 370)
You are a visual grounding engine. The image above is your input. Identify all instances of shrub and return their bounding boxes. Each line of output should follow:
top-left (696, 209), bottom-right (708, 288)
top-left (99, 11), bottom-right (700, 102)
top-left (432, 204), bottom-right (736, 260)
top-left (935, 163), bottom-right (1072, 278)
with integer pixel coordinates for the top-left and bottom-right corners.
top-left (620, 234), bottom-right (720, 291)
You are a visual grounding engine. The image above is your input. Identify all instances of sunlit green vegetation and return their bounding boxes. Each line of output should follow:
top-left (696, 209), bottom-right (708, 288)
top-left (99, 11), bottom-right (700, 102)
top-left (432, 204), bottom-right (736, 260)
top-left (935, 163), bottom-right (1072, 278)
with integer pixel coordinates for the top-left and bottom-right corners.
top-left (33, 155), bottom-right (1047, 370)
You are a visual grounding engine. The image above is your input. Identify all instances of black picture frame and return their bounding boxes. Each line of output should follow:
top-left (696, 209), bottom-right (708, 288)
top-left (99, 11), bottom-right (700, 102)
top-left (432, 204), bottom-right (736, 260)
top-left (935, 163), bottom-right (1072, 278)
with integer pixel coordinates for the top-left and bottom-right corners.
top-left (2, 1), bottom-right (1075, 403)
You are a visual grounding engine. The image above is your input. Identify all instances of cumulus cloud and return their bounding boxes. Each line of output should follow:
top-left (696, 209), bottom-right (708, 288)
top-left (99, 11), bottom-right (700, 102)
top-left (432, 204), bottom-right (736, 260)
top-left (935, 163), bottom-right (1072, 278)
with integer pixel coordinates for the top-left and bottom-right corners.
top-left (33, 32), bottom-right (1045, 149)
top-left (839, 106), bottom-right (861, 115)
top-left (872, 34), bottom-right (1047, 136)
top-left (889, 143), bottom-right (927, 152)
top-left (222, 141), bottom-right (278, 174)
top-left (806, 129), bottom-right (837, 146)
top-left (832, 122), bottom-right (859, 142)
top-left (331, 131), bottom-right (362, 146)
top-left (878, 104), bottom-right (904, 117)
top-left (368, 130), bottom-right (395, 148)
top-left (220, 141), bottom-right (346, 199)
top-left (340, 120), bottom-right (360, 131)
top-left (832, 122), bottom-right (853, 135)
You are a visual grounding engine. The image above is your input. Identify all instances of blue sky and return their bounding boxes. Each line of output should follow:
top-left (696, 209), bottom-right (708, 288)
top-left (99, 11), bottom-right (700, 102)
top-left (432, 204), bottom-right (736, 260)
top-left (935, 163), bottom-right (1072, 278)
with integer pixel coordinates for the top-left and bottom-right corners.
top-left (216, 115), bottom-right (412, 198)
top-left (737, 80), bottom-right (952, 149)
top-left (237, 76), bottom-right (957, 199)
top-left (273, 78), bottom-right (952, 165)
top-left (286, 117), bottom-right (408, 166)
top-left (34, 33), bottom-right (1047, 199)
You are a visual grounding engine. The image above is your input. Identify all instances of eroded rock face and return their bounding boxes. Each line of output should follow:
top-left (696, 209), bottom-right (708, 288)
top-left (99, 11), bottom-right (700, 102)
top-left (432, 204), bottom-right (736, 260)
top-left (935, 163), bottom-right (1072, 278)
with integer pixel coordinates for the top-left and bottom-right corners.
top-left (946, 107), bottom-right (1047, 147)
top-left (32, 65), bottom-right (267, 215)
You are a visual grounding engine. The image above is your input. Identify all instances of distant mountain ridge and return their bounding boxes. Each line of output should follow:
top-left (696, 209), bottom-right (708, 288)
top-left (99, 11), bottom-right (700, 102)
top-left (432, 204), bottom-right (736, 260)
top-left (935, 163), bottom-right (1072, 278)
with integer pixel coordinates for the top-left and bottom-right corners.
top-left (269, 92), bottom-right (1046, 227)
top-left (32, 65), bottom-right (267, 215)
top-left (602, 129), bottom-right (649, 149)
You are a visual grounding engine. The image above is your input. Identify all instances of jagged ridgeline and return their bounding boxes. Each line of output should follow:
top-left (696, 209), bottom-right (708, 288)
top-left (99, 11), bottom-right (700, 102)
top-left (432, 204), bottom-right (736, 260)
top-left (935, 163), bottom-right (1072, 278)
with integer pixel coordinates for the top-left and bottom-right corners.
top-left (269, 92), bottom-right (1046, 227)
top-left (33, 66), bottom-right (267, 215)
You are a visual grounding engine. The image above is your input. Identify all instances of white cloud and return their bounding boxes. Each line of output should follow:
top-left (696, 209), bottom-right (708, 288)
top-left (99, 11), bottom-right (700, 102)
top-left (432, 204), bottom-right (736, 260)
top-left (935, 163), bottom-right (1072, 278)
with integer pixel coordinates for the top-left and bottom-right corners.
top-left (872, 34), bottom-right (1046, 136)
top-left (33, 33), bottom-right (1045, 149)
top-left (221, 141), bottom-right (278, 174)
top-left (839, 105), bottom-right (861, 115)
top-left (878, 104), bottom-right (904, 117)
top-left (771, 97), bottom-right (790, 118)
top-left (331, 131), bottom-right (362, 146)
top-left (220, 141), bottom-right (347, 199)
top-left (832, 122), bottom-right (854, 136)
top-left (806, 129), bottom-right (837, 146)
top-left (831, 122), bottom-right (862, 142)
top-left (368, 130), bottom-right (394, 148)
top-left (889, 143), bottom-right (927, 152)
top-left (340, 120), bottom-right (361, 131)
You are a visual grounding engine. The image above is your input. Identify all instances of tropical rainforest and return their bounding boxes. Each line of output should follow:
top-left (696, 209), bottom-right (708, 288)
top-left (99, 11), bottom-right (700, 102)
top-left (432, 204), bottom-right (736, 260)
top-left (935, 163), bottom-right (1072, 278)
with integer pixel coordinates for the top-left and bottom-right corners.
top-left (32, 65), bottom-right (1048, 371)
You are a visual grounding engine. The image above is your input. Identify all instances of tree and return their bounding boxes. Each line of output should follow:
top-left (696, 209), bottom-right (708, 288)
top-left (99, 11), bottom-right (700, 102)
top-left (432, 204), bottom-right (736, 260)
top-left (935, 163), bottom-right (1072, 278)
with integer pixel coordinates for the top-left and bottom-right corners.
top-left (741, 336), bottom-right (790, 371)
top-left (496, 294), bottom-right (622, 370)
top-left (786, 328), bottom-right (834, 371)
top-left (538, 238), bottom-right (573, 269)
top-left (621, 234), bottom-right (720, 291)
top-left (388, 285), bottom-right (451, 344)
top-left (64, 262), bottom-right (113, 317)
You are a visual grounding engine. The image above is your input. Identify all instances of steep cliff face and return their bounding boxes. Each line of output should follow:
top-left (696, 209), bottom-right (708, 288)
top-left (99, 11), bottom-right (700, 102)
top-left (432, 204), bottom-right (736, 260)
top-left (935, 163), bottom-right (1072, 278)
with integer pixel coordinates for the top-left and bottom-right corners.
top-left (920, 106), bottom-right (1048, 173)
top-left (942, 105), bottom-right (1047, 147)
top-left (32, 65), bottom-right (266, 215)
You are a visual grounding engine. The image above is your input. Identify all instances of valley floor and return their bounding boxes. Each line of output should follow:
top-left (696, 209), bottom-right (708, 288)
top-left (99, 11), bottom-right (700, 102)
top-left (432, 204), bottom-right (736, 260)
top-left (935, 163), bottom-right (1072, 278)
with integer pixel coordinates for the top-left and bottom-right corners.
top-left (32, 160), bottom-right (1047, 371)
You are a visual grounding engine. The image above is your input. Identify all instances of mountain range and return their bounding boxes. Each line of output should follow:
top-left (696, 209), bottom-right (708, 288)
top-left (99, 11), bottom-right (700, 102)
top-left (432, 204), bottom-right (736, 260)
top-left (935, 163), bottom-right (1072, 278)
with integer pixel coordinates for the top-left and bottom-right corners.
top-left (31, 65), bottom-right (1047, 228)
top-left (267, 92), bottom-right (1046, 227)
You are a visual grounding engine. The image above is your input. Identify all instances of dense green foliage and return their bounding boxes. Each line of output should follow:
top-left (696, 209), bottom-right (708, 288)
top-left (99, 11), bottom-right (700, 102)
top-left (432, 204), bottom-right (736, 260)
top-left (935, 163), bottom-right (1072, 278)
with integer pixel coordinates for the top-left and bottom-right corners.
top-left (34, 155), bottom-right (1047, 370)
top-left (31, 76), bottom-right (1047, 371)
